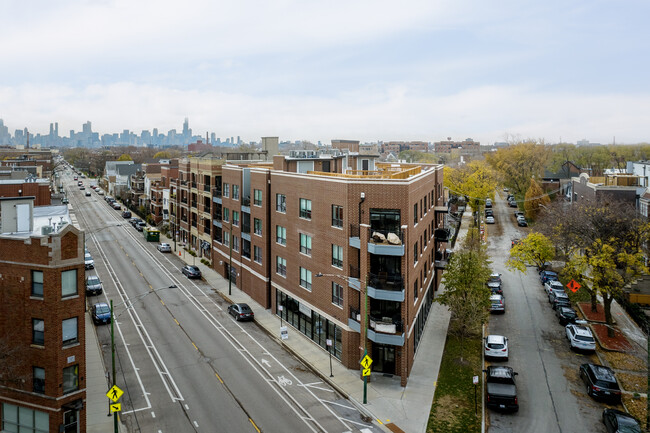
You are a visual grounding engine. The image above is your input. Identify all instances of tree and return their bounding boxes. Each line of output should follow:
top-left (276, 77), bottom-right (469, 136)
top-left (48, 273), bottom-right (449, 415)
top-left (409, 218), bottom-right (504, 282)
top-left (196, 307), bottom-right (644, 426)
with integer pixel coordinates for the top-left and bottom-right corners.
top-left (153, 151), bottom-right (171, 159)
top-left (443, 160), bottom-right (497, 211)
top-left (485, 141), bottom-right (550, 196)
top-left (436, 227), bottom-right (492, 361)
top-left (117, 153), bottom-right (133, 161)
top-left (523, 178), bottom-right (550, 220)
top-left (507, 232), bottom-right (555, 273)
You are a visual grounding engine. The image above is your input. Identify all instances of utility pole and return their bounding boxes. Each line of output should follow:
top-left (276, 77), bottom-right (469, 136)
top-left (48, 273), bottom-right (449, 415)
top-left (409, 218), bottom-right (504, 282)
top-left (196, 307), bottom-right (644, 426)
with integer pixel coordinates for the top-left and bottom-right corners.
top-left (228, 224), bottom-right (233, 296)
top-left (110, 300), bottom-right (117, 433)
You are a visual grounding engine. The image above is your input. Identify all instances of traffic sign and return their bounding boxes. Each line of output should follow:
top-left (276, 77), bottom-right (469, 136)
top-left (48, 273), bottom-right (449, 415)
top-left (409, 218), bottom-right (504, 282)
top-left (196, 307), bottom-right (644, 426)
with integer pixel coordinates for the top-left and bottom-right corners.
top-left (110, 403), bottom-right (121, 413)
top-left (362, 368), bottom-right (371, 377)
top-left (473, 375), bottom-right (479, 385)
top-left (106, 385), bottom-right (123, 403)
top-left (360, 355), bottom-right (373, 369)
top-left (566, 279), bottom-right (581, 293)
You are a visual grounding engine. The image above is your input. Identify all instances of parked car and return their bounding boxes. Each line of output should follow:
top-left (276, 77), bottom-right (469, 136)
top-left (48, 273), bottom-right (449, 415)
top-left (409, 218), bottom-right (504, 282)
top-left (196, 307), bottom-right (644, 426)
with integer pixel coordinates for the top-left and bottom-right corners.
top-left (580, 363), bottom-right (622, 403)
top-left (544, 280), bottom-right (564, 295)
top-left (85, 275), bottom-right (103, 295)
top-left (548, 287), bottom-right (567, 304)
top-left (484, 335), bottom-right (509, 361)
top-left (514, 210), bottom-right (524, 218)
top-left (486, 216), bottom-right (495, 224)
top-left (487, 273), bottom-right (502, 294)
top-left (228, 303), bottom-right (255, 321)
top-left (484, 366), bottom-right (518, 412)
top-left (130, 217), bottom-right (143, 227)
top-left (540, 271), bottom-right (559, 285)
top-left (485, 209), bottom-right (494, 217)
top-left (112, 202), bottom-right (121, 210)
top-left (73, 176), bottom-right (78, 181)
top-left (566, 324), bottom-right (596, 352)
top-left (181, 265), bottom-right (202, 279)
top-left (556, 306), bottom-right (578, 325)
top-left (551, 292), bottom-right (571, 310)
top-left (490, 294), bottom-right (505, 313)
top-left (602, 408), bottom-right (641, 433)
top-left (97, 189), bottom-right (105, 195)
top-left (122, 210), bottom-right (132, 219)
top-left (508, 200), bottom-right (518, 208)
top-left (485, 198), bottom-right (492, 208)
top-left (62, 197), bottom-right (69, 204)
top-left (92, 302), bottom-right (112, 325)
top-left (105, 196), bottom-right (113, 202)
top-left (84, 253), bottom-right (94, 269)
top-left (135, 221), bottom-right (146, 231)
top-left (157, 243), bottom-right (172, 253)
top-left (85, 190), bottom-right (91, 196)
top-left (516, 215), bottom-right (528, 227)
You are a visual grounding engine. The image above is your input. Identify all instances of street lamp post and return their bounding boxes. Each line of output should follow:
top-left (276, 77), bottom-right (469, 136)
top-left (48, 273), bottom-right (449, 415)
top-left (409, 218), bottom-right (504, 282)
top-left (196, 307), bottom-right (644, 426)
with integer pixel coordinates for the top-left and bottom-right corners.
top-left (228, 223), bottom-right (233, 296)
top-left (108, 285), bottom-right (177, 432)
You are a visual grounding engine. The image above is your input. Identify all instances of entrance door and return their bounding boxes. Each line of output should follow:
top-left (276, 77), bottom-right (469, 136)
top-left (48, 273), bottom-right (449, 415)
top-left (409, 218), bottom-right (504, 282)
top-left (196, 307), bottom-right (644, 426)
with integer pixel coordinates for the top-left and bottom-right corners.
top-left (63, 410), bottom-right (79, 433)
top-left (371, 344), bottom-right (396, 374)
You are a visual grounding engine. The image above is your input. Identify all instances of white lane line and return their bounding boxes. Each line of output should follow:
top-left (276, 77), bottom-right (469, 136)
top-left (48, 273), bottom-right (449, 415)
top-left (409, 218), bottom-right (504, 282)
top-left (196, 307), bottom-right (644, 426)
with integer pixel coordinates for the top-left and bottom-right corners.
top-left (184, 404), bottom-right (189, 410)
top-left (151, 411), bottom-right (156, 418)
top-left (300, 383), bottom-right (334, 393)
top-left (193, 421), bottom-right (199, 428)
top-left (321, 400), bottom-right (355, 410)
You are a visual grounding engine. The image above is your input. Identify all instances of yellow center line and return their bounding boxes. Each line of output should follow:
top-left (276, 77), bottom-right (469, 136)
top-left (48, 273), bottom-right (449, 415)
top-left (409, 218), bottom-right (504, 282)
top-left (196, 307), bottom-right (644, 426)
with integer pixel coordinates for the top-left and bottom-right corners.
top-left (215, 373), bottom-right (223, 383)
top-left (173, 318), bottom-right (179, 325)
top-left (377, 419), bottom-right (384, 424)
top-left (192, 342), bottom-right (198, 351)
top-left (249, 419), bottom-right (260, 433)
top-left (160, 300), bottom-right (165, 306)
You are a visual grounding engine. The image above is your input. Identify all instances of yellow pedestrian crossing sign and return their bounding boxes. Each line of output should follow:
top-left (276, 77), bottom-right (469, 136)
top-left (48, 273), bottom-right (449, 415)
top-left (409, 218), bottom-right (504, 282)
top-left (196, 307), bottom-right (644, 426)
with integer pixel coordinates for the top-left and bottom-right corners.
top-left (106, 385), bottom-right (123, 403)
top-left (110, 403), bottom-right (121, 413)
top-left (362, 368), bottom-right (371, 377)
top-left (360, 355), bottom-right (373, 369)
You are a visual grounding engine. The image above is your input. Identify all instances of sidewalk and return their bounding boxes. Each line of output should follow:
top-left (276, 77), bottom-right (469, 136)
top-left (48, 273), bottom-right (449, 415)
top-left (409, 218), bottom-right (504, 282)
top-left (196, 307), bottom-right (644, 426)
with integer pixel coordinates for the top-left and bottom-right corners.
top-left (165, 232), bottom-right (454, 433)
top-left (85, 309), bottom-right (122, 432)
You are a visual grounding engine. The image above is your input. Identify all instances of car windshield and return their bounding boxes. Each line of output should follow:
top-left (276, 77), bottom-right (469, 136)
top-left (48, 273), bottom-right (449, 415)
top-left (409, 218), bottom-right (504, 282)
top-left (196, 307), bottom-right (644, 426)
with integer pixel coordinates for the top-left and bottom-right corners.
top-left (618, 417), bottom-right (641, 433)
top-left (96, 305), bottom-right (110, 314)
top-left (562, 309), bottom-right (576, 317)
top-left (85, 254), bottom-right (92, 260)
top-left (575, 335), bottom-right (594, 342)
top-left (87, 277), bottom-right (99, 284)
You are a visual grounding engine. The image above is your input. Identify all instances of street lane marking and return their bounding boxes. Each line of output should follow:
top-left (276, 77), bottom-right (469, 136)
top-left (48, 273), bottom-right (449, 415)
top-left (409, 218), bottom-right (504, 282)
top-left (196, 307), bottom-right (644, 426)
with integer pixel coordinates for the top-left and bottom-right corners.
top-left (184, 404), bottom-right (189, 410)
top-left (160, 300), bottom-right (165, 306)
top-left (193, 421), bottom-right (199, 428)
top-left (249, 419), bottom-right (260, 433)
top-left (215, 373), bottom-right (223, 383)
top-left (192, 342), bottom-right (198, 351)
top-left (174, 318), bottom-right (179, 325)
top-left (151, 412), bottom-right (155, 418)
top-left (321, 400), bottom-right (355, 410)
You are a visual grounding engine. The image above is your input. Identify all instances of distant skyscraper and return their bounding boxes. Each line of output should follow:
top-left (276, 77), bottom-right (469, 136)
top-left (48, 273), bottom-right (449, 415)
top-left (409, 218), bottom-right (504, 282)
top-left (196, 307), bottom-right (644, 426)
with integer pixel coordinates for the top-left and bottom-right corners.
top-left (183, 118), bottom-right (189, 137)
top-left (83, 121), bottom-right (92, 134)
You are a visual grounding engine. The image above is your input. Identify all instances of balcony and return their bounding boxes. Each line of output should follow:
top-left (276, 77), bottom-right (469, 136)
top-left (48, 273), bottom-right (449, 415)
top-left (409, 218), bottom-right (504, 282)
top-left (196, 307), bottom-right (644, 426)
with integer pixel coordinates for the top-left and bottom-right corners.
top-left (191, 182), bottom-right (197, 189)
top-left (212, 187), bottom-right (222, 198)
top-left (181, 197), bottom-right (188, 204)
top-left (434, 249), bottom-right (453, 269)
top-left (191, 221), bottom-right (197, 228)
top-left (203, 225), bottom-right (211, 235)
top-left (191, 201), bottom-right (197, 209)
top-left (242, 197), bottom-right (250, 207)
top-left (349, 223), bottom-right (361, 249)
top-left (367, 227), bottom-right (405, 256)
top-left (434, 228), bottom-right (450, 242)
top-left (367, 272), bottom-right (405, 302)
top-left (348, 308), bottom-right (361, 332)
top-left (203, 184), bottom-right (210, 192)
top-left (348, 308), bottom-right (404, 346)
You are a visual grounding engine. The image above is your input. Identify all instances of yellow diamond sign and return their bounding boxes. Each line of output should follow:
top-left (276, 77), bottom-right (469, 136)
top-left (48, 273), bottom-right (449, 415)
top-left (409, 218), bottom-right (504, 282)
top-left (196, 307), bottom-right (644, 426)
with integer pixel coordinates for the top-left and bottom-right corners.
top-left (362, 368), bottom-right (371, 377)
top-left (106, 385), bottom-right (123, 403)
top-left (360, 355), bottom-right (373, 370)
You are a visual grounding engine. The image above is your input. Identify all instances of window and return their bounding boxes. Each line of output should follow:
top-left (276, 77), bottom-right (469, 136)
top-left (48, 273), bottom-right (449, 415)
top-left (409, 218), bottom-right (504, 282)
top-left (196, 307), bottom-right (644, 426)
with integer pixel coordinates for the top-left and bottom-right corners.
top-left (276, 256), bottom-right (287, 276)
top-left (414, 279), bottom-right (418, 301)
top-left (414, 203), bottom-right (418, 225)
top-left (424, 229), bottom-right (428, 247)
top-left (61, 269), bottom-right (77, 298)
top-left (62, 364), bottom-right (79, 394)
top-left (276, 225), bottom-right (286, 245)
top-left (33, 367), bottom-right (45, 394)
top-left (300, 233), bottom-right (312, 255)
top-left (424, 196), bottom-right (427, 214)
top-left (32, 319), bottom-right (44, 345)
top-left (224, 230), bottom-right (230, 247)
top-left (1, 403), bottom-right (49, 433)
top-left (232, 210), bottom-right (239, 226)
top-left (32, 270), bottom-right (43, 297)
top-left (254, 246), bottom-right (262, 264)
top-left (300, 267), bottom-right (312, 291)
top-left (254, 189), bottom-right (262, 206)
top-left (414, 243), bottom-right (418, 264)
top-left (300, 198), bottom-right (312, 219)
top-left (332, 244), bottom-right (343, 268)
top-left (420, 199), bottom-right (423, 219)
top-left (62, 317), bottom-right (78, 346)
top-left (332, 282), bottom-right (343, 307)
top-left (254, 218), bottom-right (262, 235)
top-left (223, 208), bottom-right (230, 222)
top-left (331, 205), bottom-right (343, 228)
top-left (232, 185), bottom-right (239, 200)
top-left (223, 183), bottom-right (229, 198)
top-left (276, 194), bottom-right (286, 212)
top-left (232, 236), bottom-right (239, 252)
top-left (242, 239), bottom-right (251, 259)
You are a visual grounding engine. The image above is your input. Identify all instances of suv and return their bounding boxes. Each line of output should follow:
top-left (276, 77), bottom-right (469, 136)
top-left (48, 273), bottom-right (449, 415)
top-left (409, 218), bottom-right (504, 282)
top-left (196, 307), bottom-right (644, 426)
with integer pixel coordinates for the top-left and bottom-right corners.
top-left (490, 294), bottom-right (505, 313)
top-left (551, 292), bottom-right (571, 310)
top-left (544, 280), bottom-right (564, 295)
top-left (548, 287), bottom-right (567, 304)
top-left (84, 253), bottom-right (95, 270)
top-left (487, 273), bottom-right (503, 295)
top-left (566, 324), bottom-right (596, 351)
top-left (540, 270), bottom-right (559, 285)
top-left (484, 335), bottom-right (508, 360)
top-left (580, 364), bottom-right (622, 403)
top-left (122, 210), bottom-right (132, 219)
top-left (485, 198), bottom-right (492, 208)
top-left (85, 275), bottom-right (103, 295)
top-left (556, 306), bottom-right (578, 325)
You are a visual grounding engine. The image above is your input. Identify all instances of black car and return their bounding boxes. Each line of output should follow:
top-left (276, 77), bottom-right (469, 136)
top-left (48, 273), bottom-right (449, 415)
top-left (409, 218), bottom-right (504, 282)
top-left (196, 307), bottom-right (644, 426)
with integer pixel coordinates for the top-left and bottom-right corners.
top-left (556, 306), bottom-right (578, 325)
top-left (135, 221), bottom-right (146, 231)
top-left (122, 210), bottom-right (132, 219)
top-left (130, 217), bottom-right (143, 227)
top-left (181, 265), bottom-right (202, 279)
top-left (602, 408), bottom-right (641, 433)
top-left (228, 303), bottom-right (255, 321)
top-left (580, 363), bottom-right (622, 404)
top-left (485, 209), bottom-right (494, 217)
top-left (92, 302), bottom-right (112, 325)
top-left (85, 275), bottom-right (103, 296)
top-left (552, 295), bottom-right (571, 311)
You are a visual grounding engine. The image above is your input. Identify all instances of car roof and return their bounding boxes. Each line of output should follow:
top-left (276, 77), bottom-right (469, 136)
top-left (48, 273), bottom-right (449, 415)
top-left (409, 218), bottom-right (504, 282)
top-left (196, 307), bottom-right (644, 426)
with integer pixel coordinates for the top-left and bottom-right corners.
top-left (585, 364), bottom-right (616, 381)
top-left (559, 307), bottom-right (575, 313)
top-left (569, 325), bottom-right (592, 336)
top-left (489, 294), bottom-right (503, 300)
top-left (486, 335), bottom-right (506, 344)
top-left (555, 292), bottom-right (569, 298)
top-left (94, 302), bottom-right (109, 308)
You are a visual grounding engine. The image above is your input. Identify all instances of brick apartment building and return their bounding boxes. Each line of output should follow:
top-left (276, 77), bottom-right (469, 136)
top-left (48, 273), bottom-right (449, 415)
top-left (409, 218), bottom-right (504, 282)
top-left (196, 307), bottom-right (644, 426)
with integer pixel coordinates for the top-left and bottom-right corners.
top-left (0, 197), bottom-right (86, 432)
top-left (433, 137), bottom-right (480, 153)
top-left (209, 147), bottom-right (446, 386)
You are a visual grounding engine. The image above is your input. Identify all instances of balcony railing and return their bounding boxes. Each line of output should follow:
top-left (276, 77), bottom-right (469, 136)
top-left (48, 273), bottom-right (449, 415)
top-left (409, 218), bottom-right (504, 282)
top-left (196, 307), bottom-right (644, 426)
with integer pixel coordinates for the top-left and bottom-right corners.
top-left (241, 223), bottom-right (251, 234)
top-left (242, 197), bottom-right (250, 206)
top-left (349, 265), bottom-right (360, 279)
top-left (213, 212), bottom-right (222, 221)
top-left (349, 308), bottom-right (403, 334)
top-left (368, 227), bottom-right (403, 245)
top-left (191, 221), bottom-right (197, 228)
top-left (191, 201), bottom-right (197, 208)
top-left (212, 187), bottom-right (222, 198)
top-left (203, 225), bottom-right (211, 235)
top-left (349, 223), bottom-right (360, 237)
top-left (181, 197), bottom-right (188, 204)
top-left (203, 184), bottom-right (211, 192)
top-left (367, 272), bottom-right (404, 291)
top-left (191, 182), bottom-right (197, 188)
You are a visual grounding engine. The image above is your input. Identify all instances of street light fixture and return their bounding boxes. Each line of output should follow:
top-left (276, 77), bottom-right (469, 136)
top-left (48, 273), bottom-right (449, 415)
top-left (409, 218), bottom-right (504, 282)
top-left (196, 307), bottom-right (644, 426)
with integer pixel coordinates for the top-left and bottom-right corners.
top-left (315, 271), bottom-right (369, 404)
top-left (108, 284), bottom-right (177, 433)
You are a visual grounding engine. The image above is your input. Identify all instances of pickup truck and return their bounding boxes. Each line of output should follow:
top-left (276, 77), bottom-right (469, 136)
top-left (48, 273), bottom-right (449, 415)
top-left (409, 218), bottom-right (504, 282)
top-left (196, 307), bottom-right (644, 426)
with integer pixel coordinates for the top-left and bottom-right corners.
top-left (484, 366), bottom-right (519, 412)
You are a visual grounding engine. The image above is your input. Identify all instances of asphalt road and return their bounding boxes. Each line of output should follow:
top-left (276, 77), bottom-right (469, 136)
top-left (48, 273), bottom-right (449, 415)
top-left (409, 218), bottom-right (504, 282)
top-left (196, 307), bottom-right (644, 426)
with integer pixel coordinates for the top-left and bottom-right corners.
top-left (485, 193), bottom-right (609, 433)
top-left (63, 170), bottom-right (376, 433)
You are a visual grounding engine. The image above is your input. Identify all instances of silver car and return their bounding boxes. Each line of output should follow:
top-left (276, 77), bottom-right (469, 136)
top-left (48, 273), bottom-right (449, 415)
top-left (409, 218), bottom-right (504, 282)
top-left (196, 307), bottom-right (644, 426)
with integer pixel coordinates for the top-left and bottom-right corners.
top-left (157, 243), bottom-right (172, 253)
top-left (484, 335), bottom-right (508, 360)
top-left (566, 324), bottom-right (596, 351)
top-left (84, 253), bottom-right (95, 270)
top-left (490, 294), bottom-right (505, 313)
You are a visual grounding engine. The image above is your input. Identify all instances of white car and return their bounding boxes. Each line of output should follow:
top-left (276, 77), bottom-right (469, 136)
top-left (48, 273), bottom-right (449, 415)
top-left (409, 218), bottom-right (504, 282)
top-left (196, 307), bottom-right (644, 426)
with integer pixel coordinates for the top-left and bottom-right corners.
top-left (486, 215), bottom-right (495, 224)
top-left (97, 189), bottom-right (105, 195)
top-left (157, 243), bottom-right (172, 253)
top-left (566, 324), bottom-right (596, 351)
top-left (544, 280), bottom-right (564, 295)
top-left (84, 253), bottom-right (95, 270)
top-left (484, 335), bottom-right (508, 360)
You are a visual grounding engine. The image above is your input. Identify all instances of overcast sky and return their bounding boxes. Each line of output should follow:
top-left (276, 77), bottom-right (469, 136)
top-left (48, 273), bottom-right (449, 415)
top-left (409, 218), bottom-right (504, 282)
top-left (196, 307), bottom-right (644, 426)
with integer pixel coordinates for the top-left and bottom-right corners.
top-left (1, 0), bottom-right (649, 145)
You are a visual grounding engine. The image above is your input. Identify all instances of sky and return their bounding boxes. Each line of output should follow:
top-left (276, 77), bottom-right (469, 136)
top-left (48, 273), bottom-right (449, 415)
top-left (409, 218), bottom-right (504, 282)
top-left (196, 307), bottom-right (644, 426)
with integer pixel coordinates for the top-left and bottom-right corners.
top-left (1, 0), bottom-right (649, 145)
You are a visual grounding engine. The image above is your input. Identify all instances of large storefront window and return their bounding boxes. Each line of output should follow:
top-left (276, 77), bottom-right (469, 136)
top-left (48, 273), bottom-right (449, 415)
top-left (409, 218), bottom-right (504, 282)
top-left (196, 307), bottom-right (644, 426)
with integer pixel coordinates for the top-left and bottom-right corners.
top-left (1, 403), bottom-right (49, 433)
top-left (414, 281), bottom-right (436, 352)
top-left (276, 291), bottom-right (342, 359)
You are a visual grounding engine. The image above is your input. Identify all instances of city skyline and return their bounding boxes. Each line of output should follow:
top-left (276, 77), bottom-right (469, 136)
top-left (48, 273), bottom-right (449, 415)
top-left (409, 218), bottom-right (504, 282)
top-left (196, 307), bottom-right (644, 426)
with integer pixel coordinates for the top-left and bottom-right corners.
top-left (2, 1), bottom-right (649, 144)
